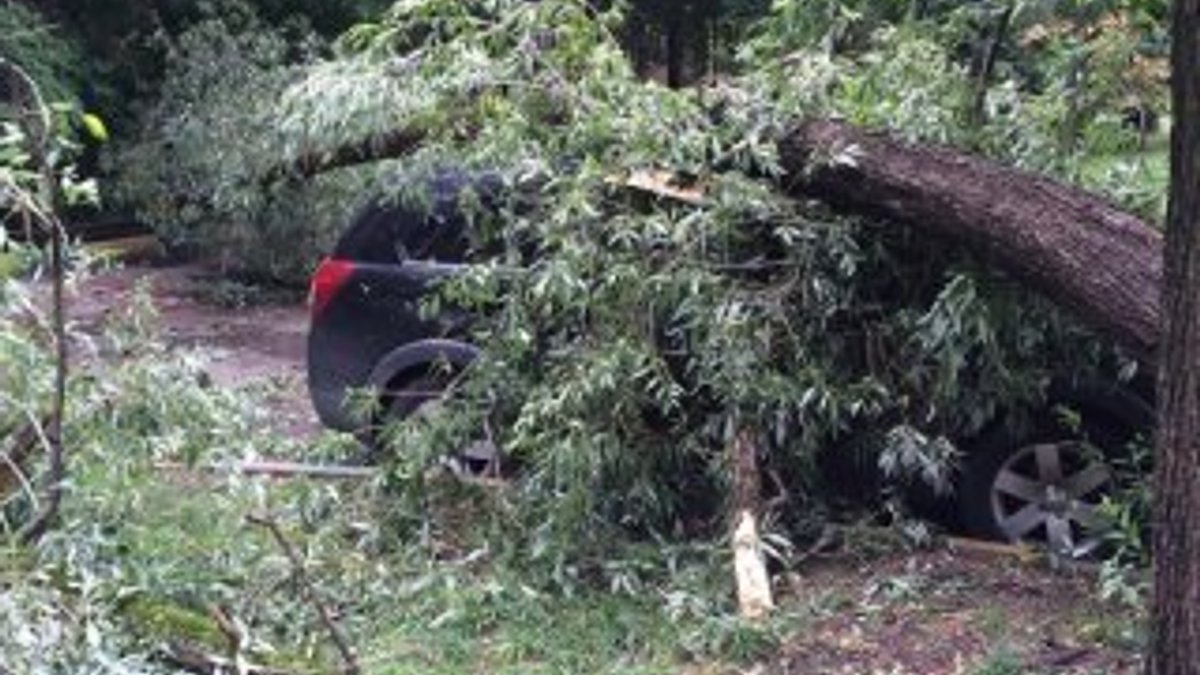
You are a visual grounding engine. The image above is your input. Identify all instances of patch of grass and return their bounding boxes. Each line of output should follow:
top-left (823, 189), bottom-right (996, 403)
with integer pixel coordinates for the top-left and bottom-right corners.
top-left (1076, 610), bottom-right (1147, 653)
top-left (351, 539), bottom-right (789, 673)
top-left (1078, 134), bottom-right (1169, 222)
top-left (972, 648), bottom-right (1026, 675)
top-left (360, 582), bottom-right (689, 674)
top-left (976, 605), bottom-right (1011, 641)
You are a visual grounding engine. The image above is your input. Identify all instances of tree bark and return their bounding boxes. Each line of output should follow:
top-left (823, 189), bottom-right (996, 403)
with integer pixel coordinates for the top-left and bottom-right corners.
top-left (778, 120), bottom-right (1164, 363)
top-left (1148, 1), bottom-right (1200, 672)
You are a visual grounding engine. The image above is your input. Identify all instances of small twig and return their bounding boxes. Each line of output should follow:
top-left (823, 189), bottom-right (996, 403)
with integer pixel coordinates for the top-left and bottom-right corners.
top-left (207, 603), bottom-right (244, 664)
top-left (160, 642), bottom-right (296, 675)
top-left (0, 416), bottom-right (50, 515)
top-left (246, 513), bottom-right (360, 675)
top-left (795, 524), bottom-right (843, 564)
top-left (763, 466), bottom-right (789, 513)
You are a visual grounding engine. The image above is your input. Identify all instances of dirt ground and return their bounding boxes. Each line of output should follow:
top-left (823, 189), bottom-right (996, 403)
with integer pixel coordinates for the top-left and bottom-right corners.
top-left (69, 260), bottom-right (320, 438)
top-left (768, 545), bottom-right (1142, 675)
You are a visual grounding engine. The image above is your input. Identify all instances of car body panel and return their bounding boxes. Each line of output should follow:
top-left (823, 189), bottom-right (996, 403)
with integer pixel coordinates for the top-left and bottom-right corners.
top-left (307, 172), bottom-right (497, 432)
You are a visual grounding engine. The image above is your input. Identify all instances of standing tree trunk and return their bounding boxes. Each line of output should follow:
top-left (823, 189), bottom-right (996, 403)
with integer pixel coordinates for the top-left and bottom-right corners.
top-left (967, 1), bottom-right (1016, 131)
top-left (658, 0), bottom-right (710, 88)
top-left (1149, 1), bottom-right (1200, 673)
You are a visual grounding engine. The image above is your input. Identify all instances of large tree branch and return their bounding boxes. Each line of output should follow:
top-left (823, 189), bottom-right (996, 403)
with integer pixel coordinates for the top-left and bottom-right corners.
top-left (778, 119), bottom-right (1163, 362)
top-left (260, 125), bottom-right (429, 188)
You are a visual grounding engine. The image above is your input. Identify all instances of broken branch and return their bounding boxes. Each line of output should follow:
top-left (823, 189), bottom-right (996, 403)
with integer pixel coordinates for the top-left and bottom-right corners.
top-left (246, 513), bottom-right (361, 675)
top-left (730, 428), bottom-right (774, 620)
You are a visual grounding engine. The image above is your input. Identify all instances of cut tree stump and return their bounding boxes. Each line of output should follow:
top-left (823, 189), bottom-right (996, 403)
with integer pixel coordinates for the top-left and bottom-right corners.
top-left (778, 120), bottom-right (1164, 362)
top-left (730, 429), bottom-right (774, 620)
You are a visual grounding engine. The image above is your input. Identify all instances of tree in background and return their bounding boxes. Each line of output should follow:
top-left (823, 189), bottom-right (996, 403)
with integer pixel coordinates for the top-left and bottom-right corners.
top-left (1150, 0), bottom-right (1200, 671)
top-left (624, 0), bottom-right (770, 86)
top-left (23, 0), bottom-right (390, 132)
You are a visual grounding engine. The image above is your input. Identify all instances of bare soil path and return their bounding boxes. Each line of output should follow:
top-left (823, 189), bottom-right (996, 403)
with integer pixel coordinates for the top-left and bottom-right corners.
top-left (768, 547), bottom-right (1142, 675)
top-left (70, 261), bottom-right (320, 438)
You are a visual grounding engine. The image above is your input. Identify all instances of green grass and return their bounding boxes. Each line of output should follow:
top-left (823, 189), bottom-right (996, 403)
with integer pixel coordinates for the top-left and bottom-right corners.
top-left (360, 584), bottom-right (689, 674)
top-left (971, 649), bottom-right (1027, 675)
top-left (1078, 134), bottom-right (1169, 223)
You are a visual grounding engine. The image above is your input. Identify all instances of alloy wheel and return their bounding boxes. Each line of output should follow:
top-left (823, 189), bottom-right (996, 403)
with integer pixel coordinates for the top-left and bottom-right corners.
top-left (989, 441), bottom-right (1111, 557)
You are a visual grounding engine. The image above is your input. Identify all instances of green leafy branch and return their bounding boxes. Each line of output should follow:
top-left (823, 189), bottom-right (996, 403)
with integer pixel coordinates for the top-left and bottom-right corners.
top-left (0, 56), bottom-right (70, 544)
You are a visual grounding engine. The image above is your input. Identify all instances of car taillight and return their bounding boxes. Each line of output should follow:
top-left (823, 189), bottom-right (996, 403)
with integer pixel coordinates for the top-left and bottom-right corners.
top-left (309, 258), bottom-right (355, 317)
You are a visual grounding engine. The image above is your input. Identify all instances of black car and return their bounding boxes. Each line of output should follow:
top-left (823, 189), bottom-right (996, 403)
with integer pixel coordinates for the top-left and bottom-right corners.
top-left (307, 173), bottom-right (495, 438)
top-left (307, 173), bottom-right (1154, 555)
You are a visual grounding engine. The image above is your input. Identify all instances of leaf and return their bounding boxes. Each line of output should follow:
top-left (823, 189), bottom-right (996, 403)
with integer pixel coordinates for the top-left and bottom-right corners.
top-left (81, 113), bottom-right (109, 143)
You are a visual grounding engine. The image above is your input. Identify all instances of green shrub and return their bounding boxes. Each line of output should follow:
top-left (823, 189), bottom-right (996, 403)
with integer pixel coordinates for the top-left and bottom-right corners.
top-left (106, 2), bottom-right (408, 284)
top-left (0, 2), bottom-right (84, 106)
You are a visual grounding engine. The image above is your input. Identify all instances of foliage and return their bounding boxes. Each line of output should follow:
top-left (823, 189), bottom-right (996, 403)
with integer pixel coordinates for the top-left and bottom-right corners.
top-left (26, 0), bottom-right (391, 136)
top-left (199, 0), bottom-right (1130, 568)
top-left (106, 9), bottom-right (350, 282)
top-left (0, 284), bottom-right (785, 671)
top-left (0, 0), bottom-right (1170, 668)
top-left (89, 0), bottom-right (1163, 576)
top-left (110, 0), bottom-right (1175, 280)
top-left (0, 108), bottom-right (99, 218)
top-left (0, 2), bottom-right (84, 108)
top-left (1, 286), bottom-right (336, 670)
top-left (1093, 432), bottom-right (1154, 612)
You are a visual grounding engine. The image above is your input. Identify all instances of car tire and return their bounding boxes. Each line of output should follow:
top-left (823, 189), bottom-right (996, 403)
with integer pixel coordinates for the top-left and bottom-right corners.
top-left (958, 402), bottom-right (1135, 557)
top-left (364, 371), bottom-right (499, 477)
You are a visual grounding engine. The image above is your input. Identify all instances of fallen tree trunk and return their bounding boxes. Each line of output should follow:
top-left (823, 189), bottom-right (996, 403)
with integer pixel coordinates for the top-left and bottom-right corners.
top-left (778, 120), bottom-right (1164, 362)
top-left (261, 116), bottom-right (1166, 359)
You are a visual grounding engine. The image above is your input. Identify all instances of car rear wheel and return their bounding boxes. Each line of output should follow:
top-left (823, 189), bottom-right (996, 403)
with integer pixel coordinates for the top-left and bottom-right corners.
top-left (958, 407), bottom-right (1130, 558)
top-left (367, 372), bottom-right (500, 477)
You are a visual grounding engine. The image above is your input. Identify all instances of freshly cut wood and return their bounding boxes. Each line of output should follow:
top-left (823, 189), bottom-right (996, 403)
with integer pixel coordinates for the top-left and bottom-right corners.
top-left (733, 510), bottom-right (774, 620)
top-left (730, 429), bottom-right (774, 620)
top-left (778, 120), bottom-right (1164, 362)
top-left (945, 536), bottom-right (1039, 563)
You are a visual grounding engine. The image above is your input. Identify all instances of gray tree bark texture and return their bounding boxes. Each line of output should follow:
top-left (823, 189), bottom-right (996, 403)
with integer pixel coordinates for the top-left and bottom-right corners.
top-left (778, 120), bottom-right (1164, 364)
top-left (1149, 1), bottom-right (1200, 672)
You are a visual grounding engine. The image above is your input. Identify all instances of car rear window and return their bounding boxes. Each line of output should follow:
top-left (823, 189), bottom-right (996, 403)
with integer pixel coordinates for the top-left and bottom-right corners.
top-left (335, 171), bottom-right (504, 264)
